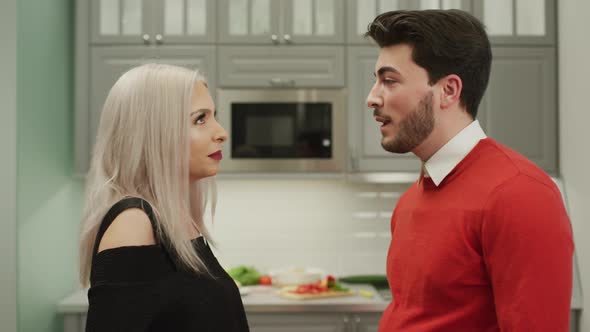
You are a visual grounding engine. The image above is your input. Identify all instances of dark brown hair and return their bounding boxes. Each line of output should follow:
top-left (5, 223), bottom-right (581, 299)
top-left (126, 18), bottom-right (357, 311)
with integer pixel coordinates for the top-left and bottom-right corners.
top-left (365, 10), bottom-right (492, 119)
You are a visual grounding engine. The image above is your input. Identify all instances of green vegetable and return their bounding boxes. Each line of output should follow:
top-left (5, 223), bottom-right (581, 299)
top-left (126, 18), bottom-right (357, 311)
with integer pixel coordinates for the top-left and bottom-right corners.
top-left (338, 275), bottom-right (389, 289)
top-left (227, 266), bottom-right (261, 286)
top-left (332, 282), bottom-right (349, 292)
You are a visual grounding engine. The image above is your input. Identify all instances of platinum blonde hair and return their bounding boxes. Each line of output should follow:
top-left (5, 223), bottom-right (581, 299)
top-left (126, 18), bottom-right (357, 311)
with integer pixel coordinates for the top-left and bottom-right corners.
top-left (79, 63), bottom-right (216, 286)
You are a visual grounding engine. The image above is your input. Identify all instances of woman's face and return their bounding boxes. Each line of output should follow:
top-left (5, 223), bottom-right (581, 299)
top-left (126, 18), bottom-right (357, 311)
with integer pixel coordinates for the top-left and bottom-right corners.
top-left (188, 82), bottom-right (227, 182)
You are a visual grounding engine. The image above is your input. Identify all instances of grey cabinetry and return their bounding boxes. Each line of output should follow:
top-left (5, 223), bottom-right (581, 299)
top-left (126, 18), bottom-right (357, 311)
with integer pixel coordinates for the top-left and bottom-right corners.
top-left (346, 0), bottom-right (473, 44)
top-left (248, 313), bottom-right (347, 332)
top-left (218, 0), bottom-right (344, 44)
top-left (472, 0), bottom-right (555, 45)
top-left (78, 45), bottom-right (216, 173)
top-left (247, 313), bottom-right (381, 332)
top-left (473, 0), bottom-right (557, 173)
top-left (91, 0), bottom-right (216, 44)
top-left (76, 0), bottom-right (217, 174)
top-left (352, 313), bottom-right (381, 332)
top-left (347, 46), bottom-right (421, 172)
top-left (346, 0), bottom-right (558, 174)
top-left (478, 47), bottom-right (557, 173)
top-left (218, 46), bottom-right (344, 88)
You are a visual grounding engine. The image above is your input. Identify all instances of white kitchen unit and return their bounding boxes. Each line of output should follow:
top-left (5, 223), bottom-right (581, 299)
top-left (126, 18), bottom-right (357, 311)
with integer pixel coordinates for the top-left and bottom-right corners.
top-left (58, 284), bottom-right (386, 332)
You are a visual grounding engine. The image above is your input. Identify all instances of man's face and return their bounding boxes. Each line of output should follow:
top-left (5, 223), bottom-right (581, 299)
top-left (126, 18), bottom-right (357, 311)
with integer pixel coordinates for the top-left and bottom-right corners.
top-left (366, 44), bottom-right (436, 154)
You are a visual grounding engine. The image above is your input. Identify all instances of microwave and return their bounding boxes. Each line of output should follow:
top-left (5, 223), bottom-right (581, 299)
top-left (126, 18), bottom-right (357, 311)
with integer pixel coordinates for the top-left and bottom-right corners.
top-left (216, 89), bottom-right (346, 172)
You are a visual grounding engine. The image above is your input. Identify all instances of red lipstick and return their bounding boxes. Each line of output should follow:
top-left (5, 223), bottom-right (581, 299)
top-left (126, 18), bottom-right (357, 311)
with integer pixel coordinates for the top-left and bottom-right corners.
top-left (208, 150), bottom-right (222, 161)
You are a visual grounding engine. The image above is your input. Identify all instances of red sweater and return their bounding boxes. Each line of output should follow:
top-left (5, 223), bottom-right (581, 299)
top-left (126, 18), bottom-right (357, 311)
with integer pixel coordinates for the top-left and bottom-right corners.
top-left (379, 138), bottom-right (574, 332)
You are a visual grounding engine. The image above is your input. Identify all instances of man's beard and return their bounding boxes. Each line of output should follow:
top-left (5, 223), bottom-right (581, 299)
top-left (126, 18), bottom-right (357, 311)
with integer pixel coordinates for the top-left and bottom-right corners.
top-left (380, 91), bottom-right (435, 154)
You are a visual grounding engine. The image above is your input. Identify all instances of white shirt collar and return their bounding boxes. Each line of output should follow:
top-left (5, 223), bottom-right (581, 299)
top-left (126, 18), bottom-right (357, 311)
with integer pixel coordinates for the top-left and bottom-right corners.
top-left (423, 120), bottom-right (487, 186)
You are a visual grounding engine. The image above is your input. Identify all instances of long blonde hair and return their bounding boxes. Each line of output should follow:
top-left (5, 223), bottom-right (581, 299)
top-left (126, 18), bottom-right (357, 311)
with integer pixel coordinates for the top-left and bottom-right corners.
top-left (79, 64), bottom-right (216, 286)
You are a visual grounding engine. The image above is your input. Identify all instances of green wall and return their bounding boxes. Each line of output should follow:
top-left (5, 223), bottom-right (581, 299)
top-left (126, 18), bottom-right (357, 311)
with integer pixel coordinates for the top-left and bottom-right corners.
top-left (17, 0), bottom-right (84, 331)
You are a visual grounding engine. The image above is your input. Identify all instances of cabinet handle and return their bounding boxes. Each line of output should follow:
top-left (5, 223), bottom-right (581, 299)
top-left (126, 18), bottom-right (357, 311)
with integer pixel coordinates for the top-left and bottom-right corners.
top-left (349, 147), bottom-right (359, 172)
top-left (142, 34), bottom-right (151, 44)
top-left (269, 78), bottom-right (295, 87)
top-left (283, 34), bottom-right (292, 43)
top-left (354, 316), bottom-right (361, 324)
top-left (343, 316), bottom-right (349, 324)
top-left (271, 34), bottom-right (279, 44)
top-left (155, 34), bottom-right (163, 44)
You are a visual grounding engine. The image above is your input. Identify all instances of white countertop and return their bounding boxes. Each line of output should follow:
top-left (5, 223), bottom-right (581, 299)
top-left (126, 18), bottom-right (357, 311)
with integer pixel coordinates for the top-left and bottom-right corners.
top-left (57, 284), bottom-right (389, 315)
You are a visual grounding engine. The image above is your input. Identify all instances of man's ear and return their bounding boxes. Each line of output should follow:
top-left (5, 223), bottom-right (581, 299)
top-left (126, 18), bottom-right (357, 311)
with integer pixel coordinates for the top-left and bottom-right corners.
top-left (439, 74), bottom-right (463, 110)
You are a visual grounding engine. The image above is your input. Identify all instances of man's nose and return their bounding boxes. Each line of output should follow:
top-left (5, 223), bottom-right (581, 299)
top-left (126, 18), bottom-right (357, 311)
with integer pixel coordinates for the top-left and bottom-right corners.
top-left (366, 83), bottom-right (382, 109)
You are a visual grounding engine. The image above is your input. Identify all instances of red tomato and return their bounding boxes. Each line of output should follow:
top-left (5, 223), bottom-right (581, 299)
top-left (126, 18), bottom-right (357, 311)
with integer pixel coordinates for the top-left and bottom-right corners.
top-left (258, 275), bottom-right (272, 285)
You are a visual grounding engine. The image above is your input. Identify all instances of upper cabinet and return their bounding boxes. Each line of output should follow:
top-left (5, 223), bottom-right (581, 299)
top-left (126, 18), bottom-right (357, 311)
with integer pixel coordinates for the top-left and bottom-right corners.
top-left (472, 0), bottom-right (555, 45)
top-left (478, 47), bottom-right (557, 173)
top-left (91, 0), bottom-right (216, 45)
top-left (218, 0), bottom-right (344, 44)
top-left (347, 0), bottom-right (474, 44)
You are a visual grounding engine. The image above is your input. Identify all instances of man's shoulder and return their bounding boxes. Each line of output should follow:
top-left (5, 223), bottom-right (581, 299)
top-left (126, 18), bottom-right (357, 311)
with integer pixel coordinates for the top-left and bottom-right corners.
top-left (455, 139), bottom-right (558, 206)
top-left (472, 139), bottom-right (552, 184)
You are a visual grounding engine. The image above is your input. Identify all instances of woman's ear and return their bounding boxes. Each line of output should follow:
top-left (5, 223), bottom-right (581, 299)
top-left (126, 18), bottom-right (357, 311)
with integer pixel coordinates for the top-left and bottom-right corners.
top-left (439, 74), bottom-right (463, 110)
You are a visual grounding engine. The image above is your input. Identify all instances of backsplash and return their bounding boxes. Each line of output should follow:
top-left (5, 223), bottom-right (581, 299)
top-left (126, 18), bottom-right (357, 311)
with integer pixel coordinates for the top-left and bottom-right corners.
top-left (208, 178), bottom-right (411, 277)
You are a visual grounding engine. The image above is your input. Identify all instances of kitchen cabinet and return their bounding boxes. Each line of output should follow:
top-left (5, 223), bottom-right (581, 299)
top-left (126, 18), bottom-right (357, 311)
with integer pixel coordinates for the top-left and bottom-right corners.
top-left (346, 0), bottom-right (474, 44)
top-left (347, 46), bottom-right (421, 172)
top-left (90, 0), bottom-right (216, 45)
top-left (218, 0), bottom-right (344, 44)
top-left (478, 47), bottom-right (557, 173)
top-left (248, 313), bottom-right (381, 332)
top-left (218, 45), bottom-right (344, 88)
top-left (75, 45), bottom-right (216, 173)
top-left (347, 45), bottom-right (557, 174)
top-left (472, 0), bottom-right (556, 45)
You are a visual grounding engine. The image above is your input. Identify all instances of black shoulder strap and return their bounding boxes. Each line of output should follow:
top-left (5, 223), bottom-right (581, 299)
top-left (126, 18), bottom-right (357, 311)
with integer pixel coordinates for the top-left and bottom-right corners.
top-left (91, 197), bottom-right (160, 257)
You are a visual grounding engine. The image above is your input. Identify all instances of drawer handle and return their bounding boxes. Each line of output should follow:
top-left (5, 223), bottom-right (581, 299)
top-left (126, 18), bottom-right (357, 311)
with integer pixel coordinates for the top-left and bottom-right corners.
top-left (269, 78), bottom-right (295, 87)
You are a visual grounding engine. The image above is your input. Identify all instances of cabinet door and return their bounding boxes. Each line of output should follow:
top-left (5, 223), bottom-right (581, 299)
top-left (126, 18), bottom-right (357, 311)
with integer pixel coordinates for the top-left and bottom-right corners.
top-left (248, 313), bottom-right (348, 332)
top-left (83, 46), bottom-right (217, 173)
top-left (352, 313), bottom-right (382, 332)
top-left (87, 47), bottom-right (158, 171)
top-left (346, 0), bottom-right (473, 44)
top-left (155, 46), bottom-right (217, 97)
top-left (478, 47), bottom-right (557, 173)
top-left (282, 0), bottom-right (344, 44)
top-left (472, 0), bottom-right (555, 45)
top-left (218, 46), bottom-right (345, 88)
top-left (154, 0), bottom-right (216, 44)
top-left (347, 46), bottom-right (421, 172)
top-left (218, 0), bottom-right (281, 44)
top-left (91, 0), bottom-right (156, 44)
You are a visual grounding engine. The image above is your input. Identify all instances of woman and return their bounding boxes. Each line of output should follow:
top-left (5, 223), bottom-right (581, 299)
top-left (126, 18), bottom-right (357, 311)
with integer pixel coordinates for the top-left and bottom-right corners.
top-left (79, 64), bottom-right (249, 331)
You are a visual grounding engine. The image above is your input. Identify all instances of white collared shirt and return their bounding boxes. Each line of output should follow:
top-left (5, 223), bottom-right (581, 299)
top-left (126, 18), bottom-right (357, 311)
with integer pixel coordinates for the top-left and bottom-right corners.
top-left (423, 120), bottom-right (487, 186)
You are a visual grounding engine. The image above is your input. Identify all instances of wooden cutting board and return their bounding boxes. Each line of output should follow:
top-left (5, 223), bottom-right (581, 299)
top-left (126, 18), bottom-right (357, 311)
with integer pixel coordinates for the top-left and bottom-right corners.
top-left (278, 288), bottom-right (355, 300)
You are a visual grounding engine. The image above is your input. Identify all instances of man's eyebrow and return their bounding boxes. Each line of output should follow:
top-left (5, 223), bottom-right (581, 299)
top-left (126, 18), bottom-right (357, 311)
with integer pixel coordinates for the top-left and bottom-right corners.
top-left (374, 66), bottom-right (401, 77)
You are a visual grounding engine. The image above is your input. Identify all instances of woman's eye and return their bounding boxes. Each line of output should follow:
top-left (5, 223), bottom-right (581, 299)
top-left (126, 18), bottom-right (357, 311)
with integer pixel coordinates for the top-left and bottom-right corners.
top-left (194, 114), bottom-right (206, 125)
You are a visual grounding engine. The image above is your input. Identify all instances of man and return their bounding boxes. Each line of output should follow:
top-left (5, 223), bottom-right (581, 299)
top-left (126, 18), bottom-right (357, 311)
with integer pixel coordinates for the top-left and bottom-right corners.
top-left (365, 10), bottom-right (574, 331)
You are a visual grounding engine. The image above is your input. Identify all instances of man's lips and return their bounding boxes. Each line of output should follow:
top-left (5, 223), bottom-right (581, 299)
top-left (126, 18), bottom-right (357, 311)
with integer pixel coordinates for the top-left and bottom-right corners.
top-left (375, 115), bottom-right (391, 127)
top-left (208, 150), bottom-right (222, 160)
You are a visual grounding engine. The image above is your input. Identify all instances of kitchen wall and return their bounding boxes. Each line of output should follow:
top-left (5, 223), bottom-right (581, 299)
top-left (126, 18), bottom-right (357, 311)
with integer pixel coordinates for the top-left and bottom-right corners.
top-left (0, 0), bottom-right (18, 331)
top-left (558, 0), bottom-right (590, 331)
top-left (212, 179), bottom-right (407, 276)
top-left (17, 0), bottom-right (85, 331)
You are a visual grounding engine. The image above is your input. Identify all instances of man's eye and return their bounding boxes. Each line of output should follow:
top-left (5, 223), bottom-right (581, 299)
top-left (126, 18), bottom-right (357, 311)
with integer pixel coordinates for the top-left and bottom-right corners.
top-left (383, 79), bottom-right (397, 85)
